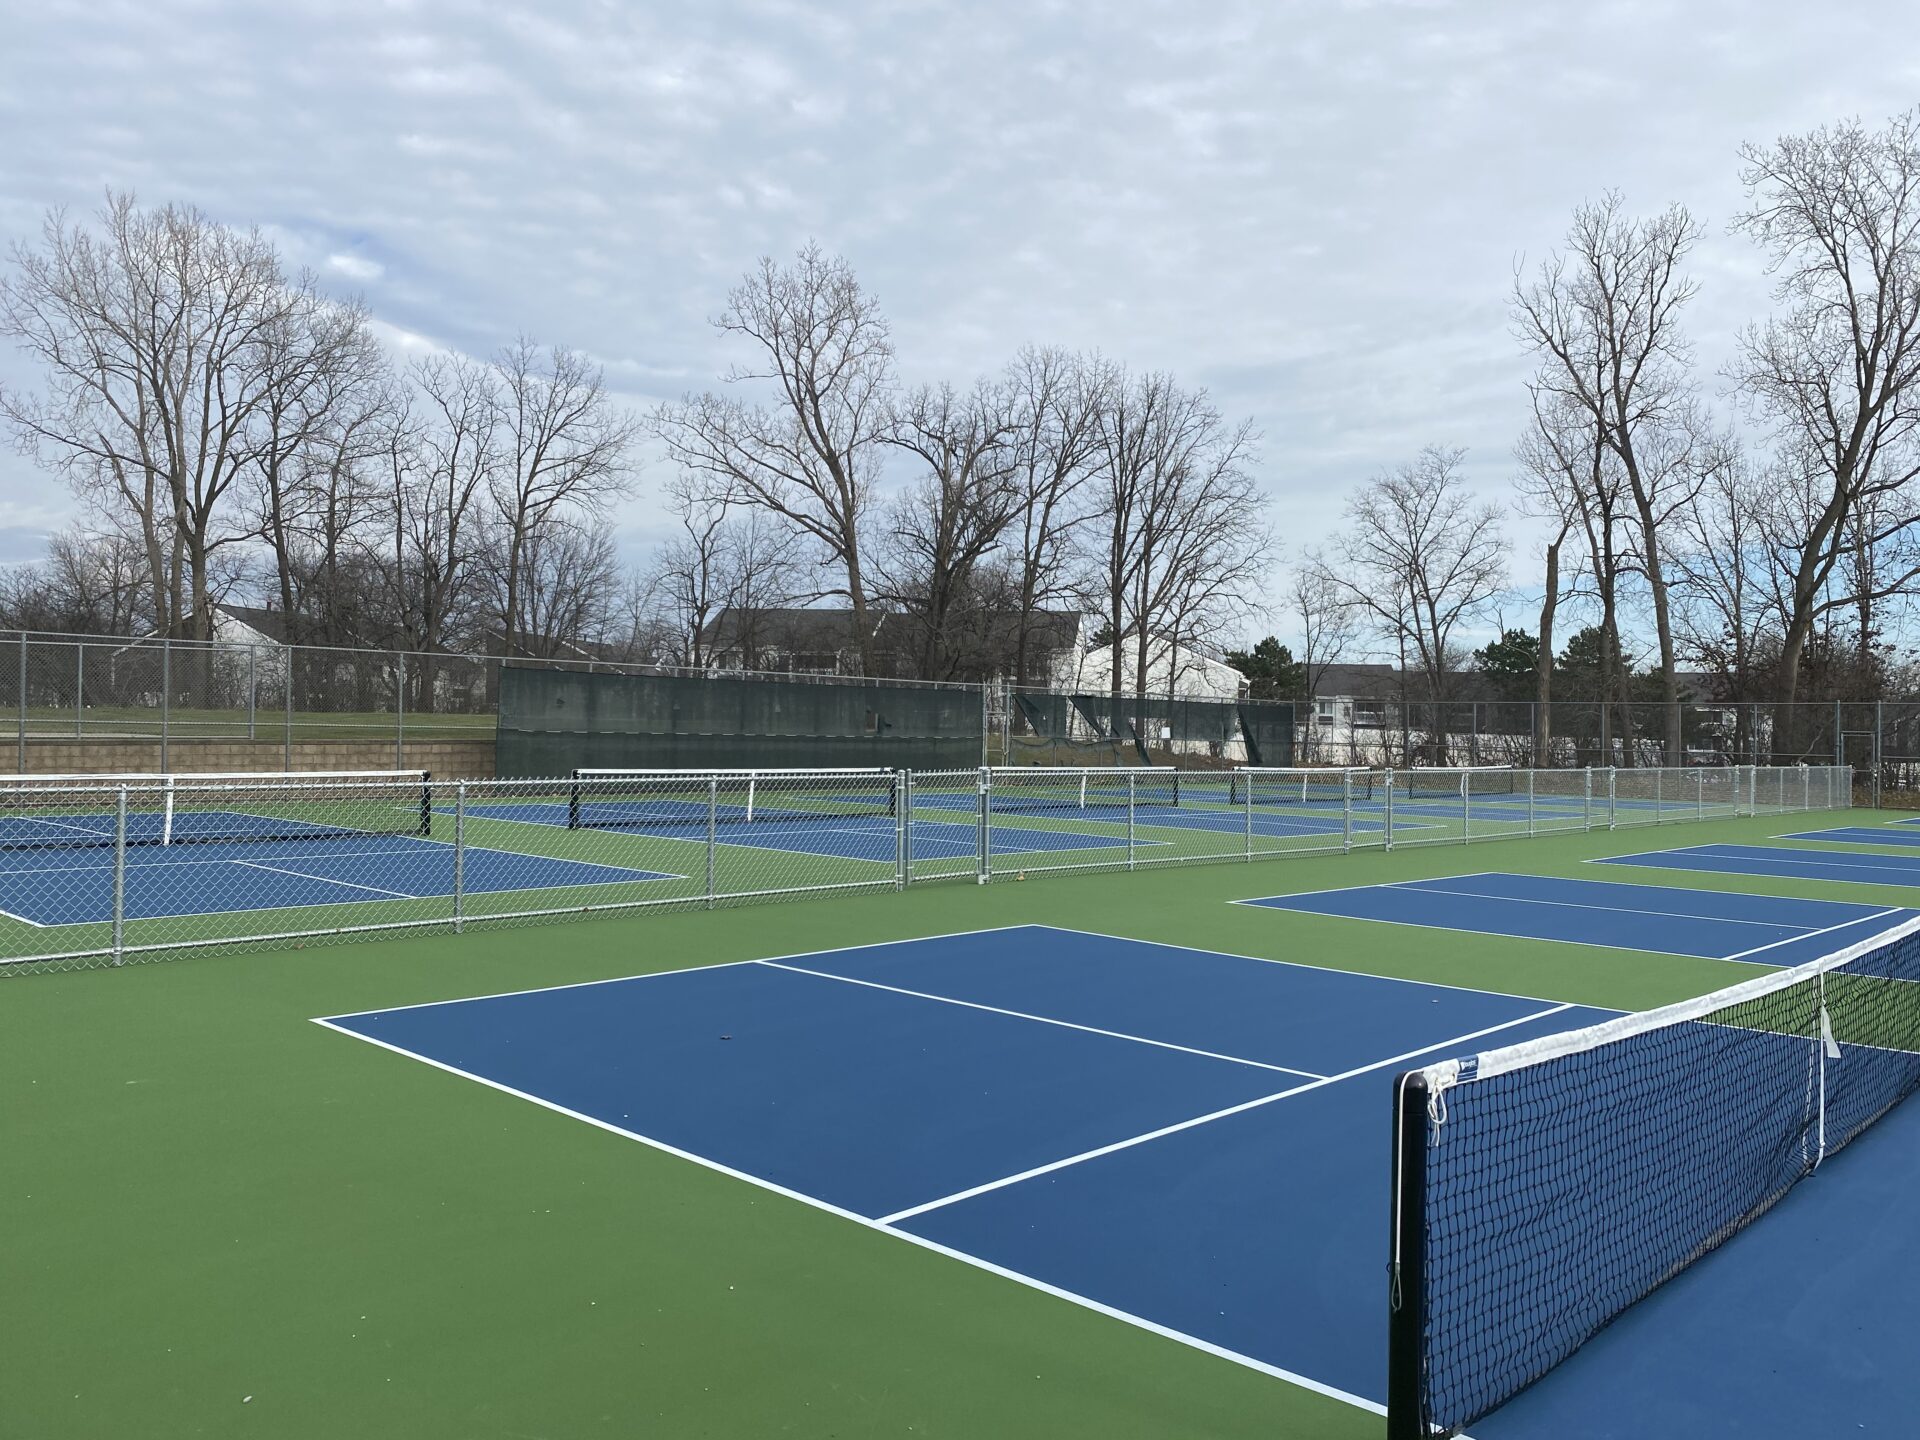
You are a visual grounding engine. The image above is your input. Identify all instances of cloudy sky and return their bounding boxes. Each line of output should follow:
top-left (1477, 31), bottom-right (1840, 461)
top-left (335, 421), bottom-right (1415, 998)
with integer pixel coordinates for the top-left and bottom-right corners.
top-left (2, 0), bottom-right (1917, 642)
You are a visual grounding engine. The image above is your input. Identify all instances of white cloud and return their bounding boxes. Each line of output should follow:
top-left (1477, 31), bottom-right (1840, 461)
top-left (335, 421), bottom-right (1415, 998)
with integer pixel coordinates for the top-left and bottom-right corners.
top-left (326, 253), bottom-right (385, 281)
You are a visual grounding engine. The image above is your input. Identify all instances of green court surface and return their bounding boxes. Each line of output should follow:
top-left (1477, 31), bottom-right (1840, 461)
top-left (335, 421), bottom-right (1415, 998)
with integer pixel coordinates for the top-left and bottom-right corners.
top-left (0, 805), bottom-right (1879, 1439)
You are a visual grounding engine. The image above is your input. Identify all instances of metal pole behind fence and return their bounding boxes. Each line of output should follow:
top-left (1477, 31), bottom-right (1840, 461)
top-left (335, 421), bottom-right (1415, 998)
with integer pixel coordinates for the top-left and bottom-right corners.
top-left (160, 638), bottom-right (170, 772)
top-left (246, 646), bottom-right (256, 742)
top-left (75, 644), bottom-right (84, 740)
top-left (453, 782), bottom-right (465, 933)
top-left (1384, 771), bottom-right (1394, 851)
top-left (284, 648), bottom-right (293, 771)
top-left (1608, 767), bottom-right (1617, 829)
top-left (1461, 770), bottom-right (1470, 845)
top-left (1527, 767), bottom-right (1535, 837)
top-left (1127, 772), bottom-right (1136, 871)
top-left (1343, 771), bottom-right (1353, 853)
top-left (1696, 768), bottom-right (1704, 821)
top-left (112, 786), bottom-right (128, 965)
top-left (395, 653), bottom-right (407, 769)
top-left (1244, 768), bottom-right (1254, 860)
top-left (1583, 766), bottom-right (1592, 831)
top-left (706, 777), bottom-right (718, 907)
top-left (1875, 701), bottom-right (1884, 809)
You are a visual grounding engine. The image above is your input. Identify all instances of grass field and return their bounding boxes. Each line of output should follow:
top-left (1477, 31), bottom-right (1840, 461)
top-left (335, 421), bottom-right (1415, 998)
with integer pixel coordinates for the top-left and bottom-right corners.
top-left (0, 803), bottom-right (1879, 1439)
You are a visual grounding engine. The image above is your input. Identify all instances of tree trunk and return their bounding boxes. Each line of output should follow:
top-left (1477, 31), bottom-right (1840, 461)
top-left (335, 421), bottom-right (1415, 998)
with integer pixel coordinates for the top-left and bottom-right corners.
top-left (1535, 537), bottom-right (1560, 764)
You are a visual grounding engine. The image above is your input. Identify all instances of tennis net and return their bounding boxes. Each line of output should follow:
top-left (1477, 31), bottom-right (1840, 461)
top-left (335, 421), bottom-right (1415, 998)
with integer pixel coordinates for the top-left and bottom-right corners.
top-left (1388, 914), bottom-right (1920, 1437)
top-left (0, 770), bottom-right (433, 850)
top-left (1399, 766), bottom-right (1517, 800)
top-left (567, 768), bottom-right (898, 830)
top-left (1229, 768), bottom-right (1375, 806)
top-left (986, 767), bottom-right (1180, 815)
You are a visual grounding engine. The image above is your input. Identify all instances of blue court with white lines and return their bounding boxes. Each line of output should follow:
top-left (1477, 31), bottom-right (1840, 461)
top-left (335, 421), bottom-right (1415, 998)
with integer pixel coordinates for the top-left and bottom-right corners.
top-left (1237, 872), bottom-right (1911, 964)
top-left (1597, 841), bottom-right (1920, 887)
top-left (318, 925), bottom-right (1609, 1415)
top-left (0, 832), bottom-right (675, 926)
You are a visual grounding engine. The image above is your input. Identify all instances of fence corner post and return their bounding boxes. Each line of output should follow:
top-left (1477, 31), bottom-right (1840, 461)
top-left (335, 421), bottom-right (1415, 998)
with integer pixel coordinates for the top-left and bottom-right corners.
top-left (452, 781), bottom-right (465, 934)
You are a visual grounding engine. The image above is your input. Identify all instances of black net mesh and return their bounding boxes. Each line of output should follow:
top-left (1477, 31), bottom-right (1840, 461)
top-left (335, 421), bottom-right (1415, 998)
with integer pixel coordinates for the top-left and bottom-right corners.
top-left (1399, 920), bottom-right (1920, 1434)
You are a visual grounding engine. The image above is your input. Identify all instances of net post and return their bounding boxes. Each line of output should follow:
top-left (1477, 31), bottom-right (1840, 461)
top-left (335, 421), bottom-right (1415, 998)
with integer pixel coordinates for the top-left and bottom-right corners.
top-left (1342, 770), bottom-right (1353, 853)
top-left (1387, 1069), bottom-right (1431, 1440)
top-left (1127, 771), bottom-right (1136, 871)
top-left (706, 776), bottom-right (718, 908)
top-left (161, 776), bottom-right (176, 846)
top-left (567, 770), bottom-right (583, 830)
top-left (1384, 771), bottom-right (1395, 852)
top-left (452, 781), bottom-right (466, 934)
top-left (111, 785), bottom-right (128, 965)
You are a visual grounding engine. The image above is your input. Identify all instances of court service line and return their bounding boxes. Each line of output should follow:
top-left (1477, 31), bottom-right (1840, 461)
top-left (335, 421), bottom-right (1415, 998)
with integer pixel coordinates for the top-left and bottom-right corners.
top-left (1718, 906), bottom-right (1906, 963)
top-left (875, 1001), bottom-right (1577, 1227)
top-left (756, 959), bottom-right (1326, 1080)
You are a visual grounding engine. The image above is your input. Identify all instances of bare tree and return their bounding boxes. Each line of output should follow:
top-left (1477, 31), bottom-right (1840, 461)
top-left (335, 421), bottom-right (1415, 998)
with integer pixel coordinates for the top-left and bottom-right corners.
top-left (248, 291), bottom-right (394, 645)
top-left (1672, 443), bottom-right (1776, 705)
top-left (1290, 552), bottom-right (1360, 700)
top-left (1004, 346), bottom-right (1108, 682)
top-left (0, 527), bottom-right (149, 634)
top-left (0, 194), bottom-right (303, 641)
top-left (654, 244), bottom-right (894, 672)
top-left (877, 379), bottom-right (1021, 679)
top-left (1514, 193), bottom-right (1707, 762)
top-left (1733, 111), bottom-right (1920, 746)
top-left (487, 338), bottom-right (637, 651)
top-left (1092, 369), bottom-right (1267, 699)
top-left (1315, 448), bottom-right (1507, 748)
top-left (1515, 392), bottom-right (1596, 762)
top-left (381, 357), bottom-right (499, 706)
top-left (485, 520), bottom-right (624, 657)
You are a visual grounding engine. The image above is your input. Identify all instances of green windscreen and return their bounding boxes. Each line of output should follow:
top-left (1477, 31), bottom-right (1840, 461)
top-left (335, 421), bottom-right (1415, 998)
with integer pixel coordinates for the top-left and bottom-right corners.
top-left (496, 667), bottom-right (984, 776)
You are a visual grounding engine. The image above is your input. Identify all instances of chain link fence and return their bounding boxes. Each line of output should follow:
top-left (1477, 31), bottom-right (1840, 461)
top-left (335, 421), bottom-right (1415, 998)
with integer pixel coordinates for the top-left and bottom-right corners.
top-left (0, 763), bottom-right (1853, 977)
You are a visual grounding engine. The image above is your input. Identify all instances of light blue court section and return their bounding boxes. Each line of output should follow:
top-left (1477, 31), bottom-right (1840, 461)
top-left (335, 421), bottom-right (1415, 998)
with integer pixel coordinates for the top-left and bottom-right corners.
top-left (1785, 826), bottom-right (1920, 847)
top-left (1474, 1086), bottom-right (1920, 1438)
top-left (1598, 843), bottom-right (1920, 888)
top-left (318, 926), bottom-right (1605, 1408)
top-left (0, 835), bottom-right (674, 925)
top-left (456, 803), bottom-right (1134, 862)
top-left (1238, 872), bottom-right (1909, 964)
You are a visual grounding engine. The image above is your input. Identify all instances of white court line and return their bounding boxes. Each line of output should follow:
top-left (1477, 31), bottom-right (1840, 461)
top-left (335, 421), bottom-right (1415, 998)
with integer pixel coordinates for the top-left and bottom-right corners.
top-left (0, 843), bottom-right (440, 878)
top-left (0, 902), bottom-right (47, 927)
top-left (317, 924), bottom-right (1045, 1020)
top-left (1719, 906), bottom-right (1907, 963)
top-left (874, 1002), bottom-right (1579, 1226)
top-left (1596, 846), bottom-right (1920, 880)
top-left (1229, 897), bottom-right (1743, 963)
top-left (232, 859), bottom-right (421, 900)
top-left (757, 959), bottom-right (1326, 1080)
top-left (1385, 876), bottom-right (1846, 932)
top-left (308, 1014), bottom-right (1392, 1420)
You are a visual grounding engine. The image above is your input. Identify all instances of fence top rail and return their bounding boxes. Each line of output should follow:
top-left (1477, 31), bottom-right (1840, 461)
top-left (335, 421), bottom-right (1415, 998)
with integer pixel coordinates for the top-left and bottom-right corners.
top-left (571, 767), bottom-right (896, 778)
top-left (0, 768), bottom-right (428, 786)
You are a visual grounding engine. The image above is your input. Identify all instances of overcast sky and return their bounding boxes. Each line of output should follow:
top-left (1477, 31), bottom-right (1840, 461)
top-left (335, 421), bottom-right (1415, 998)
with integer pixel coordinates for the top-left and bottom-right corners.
top-left (2, 0), bottom-right (1917, 646)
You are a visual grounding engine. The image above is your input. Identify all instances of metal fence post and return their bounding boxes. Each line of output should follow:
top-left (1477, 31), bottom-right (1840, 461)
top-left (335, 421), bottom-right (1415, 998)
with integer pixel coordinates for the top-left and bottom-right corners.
top-left (16, 632), bottom-right (26, 772)
top-left (1583, 766), bottom-right (1592, 831)
top-left (75, 644), bottom-right (84, 739)
top-left (1874, 702), bottom-right (1884, 809)
top-left (1608, 767), bottom-right (1617, 830)
top-left (1383, 771), bottom-right (1394, 852)
top-left (284, 649), bottom-right (293, 771)
top-left (246, 645), bottom-right (256, 742)
top-left (1343, 771), bottom-right (1353, 853)
top-left (896, 771), bottom-right (910, 889)
top-left (112, 786), bottom-right (127, 965)
top-left (395, 652), bottom-right (407, 768)
top-left (160, 638), bottom-right (170, 772)
top-left (1461, 770), bottom-right (1471, 845)
top-left (452, 782), bottom-right (466, 934)
top-left (1527, 767), bottom-right (1535, 837)
top-left (1696, 768), bottom-right (1704, 821)
top-left (1653, 766), bottom-right (1662, 823)
top-left (977, 767), bottom-right (991, 883)
top-left (706, 777), bottom-right (718, 907)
